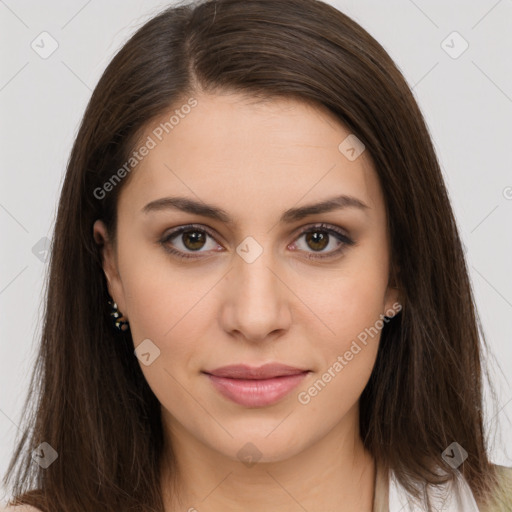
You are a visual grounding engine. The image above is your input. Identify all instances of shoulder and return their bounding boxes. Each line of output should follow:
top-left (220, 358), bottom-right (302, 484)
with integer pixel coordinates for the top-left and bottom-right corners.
top-left (388, 463), bottom-right (512, 511)
top-left (1, 506), bottom-right (42, 512)
top-left (476, 464), bottom-right (512, 512)
top-left (493, 463), bottom-right (512, 483)
top-left (493, 464), bottom-right (512, 498)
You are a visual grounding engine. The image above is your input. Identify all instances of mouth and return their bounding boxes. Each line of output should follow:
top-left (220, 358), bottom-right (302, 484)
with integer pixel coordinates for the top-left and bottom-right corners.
top-left (202, 363), bottom-right (311, 407)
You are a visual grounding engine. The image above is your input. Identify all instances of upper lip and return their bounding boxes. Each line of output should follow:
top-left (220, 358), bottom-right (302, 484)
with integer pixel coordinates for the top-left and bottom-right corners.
top-left (204, 363), bottom-right (310, 380)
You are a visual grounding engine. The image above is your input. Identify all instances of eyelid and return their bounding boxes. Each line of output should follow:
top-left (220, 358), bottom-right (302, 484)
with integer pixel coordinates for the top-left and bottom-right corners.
top-left (159, 223), bottom-right (221, 260)
top-left (293, 222), bottom-right (352, 242)
top-left (160, 222), bottom-right (354, 260)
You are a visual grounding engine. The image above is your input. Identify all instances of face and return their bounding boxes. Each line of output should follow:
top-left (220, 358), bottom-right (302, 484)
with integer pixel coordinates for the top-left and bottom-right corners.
top-left (93, 92), bottom-right (399, 465)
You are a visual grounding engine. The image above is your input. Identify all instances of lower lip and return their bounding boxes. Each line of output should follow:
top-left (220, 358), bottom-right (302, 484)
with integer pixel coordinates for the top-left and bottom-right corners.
top-left (205, 372), bottom-right (309, 407)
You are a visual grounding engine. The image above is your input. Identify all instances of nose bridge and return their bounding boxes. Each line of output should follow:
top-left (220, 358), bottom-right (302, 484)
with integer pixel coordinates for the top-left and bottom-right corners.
top-left (220, 234), bottom-right (291, 340)
top-left (235, 234), bottom-right (281, 304)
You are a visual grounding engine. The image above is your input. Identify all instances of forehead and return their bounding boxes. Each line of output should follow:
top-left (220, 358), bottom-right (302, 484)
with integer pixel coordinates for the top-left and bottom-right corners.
top-left (118, 92), bottom-right (384, 223)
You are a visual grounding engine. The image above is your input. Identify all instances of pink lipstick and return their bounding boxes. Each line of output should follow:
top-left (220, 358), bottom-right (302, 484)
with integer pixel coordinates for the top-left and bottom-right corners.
top-left (203, 363), bottom-right (310, 407)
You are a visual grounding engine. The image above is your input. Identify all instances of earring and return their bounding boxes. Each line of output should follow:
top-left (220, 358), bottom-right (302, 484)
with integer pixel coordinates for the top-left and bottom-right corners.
top-left (108, 299), bottom-right (129, 331)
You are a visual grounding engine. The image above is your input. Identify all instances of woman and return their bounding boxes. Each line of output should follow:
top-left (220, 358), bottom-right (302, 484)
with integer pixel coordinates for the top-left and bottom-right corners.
top-left (2, 0), bottom-right (511, 510)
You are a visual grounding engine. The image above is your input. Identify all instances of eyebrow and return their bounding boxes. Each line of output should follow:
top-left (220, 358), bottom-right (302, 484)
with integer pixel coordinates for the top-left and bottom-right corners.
top-left (141, 194), bottom-right (369, 224)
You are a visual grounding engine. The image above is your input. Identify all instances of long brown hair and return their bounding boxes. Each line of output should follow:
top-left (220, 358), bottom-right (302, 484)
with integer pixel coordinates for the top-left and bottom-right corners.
top-left (3, 0), bottom-right (502, 509)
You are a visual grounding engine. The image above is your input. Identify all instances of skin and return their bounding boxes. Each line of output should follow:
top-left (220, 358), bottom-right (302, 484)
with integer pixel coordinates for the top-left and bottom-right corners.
top-left (93, 91), bottom-right (400, 512)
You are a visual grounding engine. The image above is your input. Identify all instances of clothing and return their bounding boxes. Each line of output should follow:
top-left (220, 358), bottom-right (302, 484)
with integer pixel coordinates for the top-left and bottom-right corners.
top-left (1, 507), bottom-right (40, 512)
top-left (373, 463), bottom-right (512, 511)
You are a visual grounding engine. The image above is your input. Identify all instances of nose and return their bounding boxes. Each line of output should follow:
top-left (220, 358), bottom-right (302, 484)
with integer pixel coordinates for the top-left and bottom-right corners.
top-left (218, 242), bottom-right (292, 343)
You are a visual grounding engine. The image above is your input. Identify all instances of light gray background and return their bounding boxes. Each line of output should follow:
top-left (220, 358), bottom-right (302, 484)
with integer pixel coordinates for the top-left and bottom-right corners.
top-left (1, 0), bottom-right (511, 497)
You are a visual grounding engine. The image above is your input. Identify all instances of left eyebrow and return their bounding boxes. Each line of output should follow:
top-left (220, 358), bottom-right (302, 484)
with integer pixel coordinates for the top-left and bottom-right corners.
top-left (281, 194), bottom-right (369, 222)
top-left (141, 194), bottom-right (369, 224)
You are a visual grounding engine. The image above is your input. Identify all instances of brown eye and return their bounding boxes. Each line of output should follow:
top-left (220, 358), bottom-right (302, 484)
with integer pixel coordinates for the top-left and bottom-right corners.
top-left (160, 224), bottom-right (220, 260)
top-left (181, 230), bottom-right (207, 251)
top-left (291, 223), bottom-right (355, 260)
top-left (160, 222), bottom-right (354, 262)
top-left (304, 231), bottom-right (329, 251)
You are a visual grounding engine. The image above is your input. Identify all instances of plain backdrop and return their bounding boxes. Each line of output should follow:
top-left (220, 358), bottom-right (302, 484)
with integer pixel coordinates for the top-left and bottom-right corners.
top-left (1, 0), bottom-right (511, 498)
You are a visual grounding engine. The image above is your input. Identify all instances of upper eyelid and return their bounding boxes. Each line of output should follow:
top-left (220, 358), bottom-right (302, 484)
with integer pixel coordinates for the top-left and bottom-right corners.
top-left (163, 222), bottom-right (352, 247)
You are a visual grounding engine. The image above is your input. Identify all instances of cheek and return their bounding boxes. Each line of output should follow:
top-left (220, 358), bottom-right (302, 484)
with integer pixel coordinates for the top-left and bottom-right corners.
top-left (121, 265), bottom-right (216, 421)
top-left (296, 277), bottom-right (386, 420)
top-left (115, 236), bottom-right (217, 384)
top-left (300, 246), bottom-right (389, 397)
top-left (123, 268), bottom-right (213, 360)
top-left (117, 230), bottom-right (206, 337)
top-left (312, 254), bottom-right (390, 350)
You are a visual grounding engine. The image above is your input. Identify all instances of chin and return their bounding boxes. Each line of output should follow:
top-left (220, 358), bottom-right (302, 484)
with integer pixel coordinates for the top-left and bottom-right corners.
top-left (203, 424), bottom-right (312, 465)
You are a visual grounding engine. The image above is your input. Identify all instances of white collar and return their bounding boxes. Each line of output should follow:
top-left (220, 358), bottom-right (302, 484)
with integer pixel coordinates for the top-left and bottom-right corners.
top-left (388, 468), bottom-right (481, 511)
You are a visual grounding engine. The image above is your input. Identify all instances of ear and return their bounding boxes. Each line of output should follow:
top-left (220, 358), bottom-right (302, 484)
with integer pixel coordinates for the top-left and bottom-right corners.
top-left (93, 219), bottom-right (128, 317)
top-left (383, 286), bottom-right (400, 318)
top-left (383, 263), bottom-right (402, 317)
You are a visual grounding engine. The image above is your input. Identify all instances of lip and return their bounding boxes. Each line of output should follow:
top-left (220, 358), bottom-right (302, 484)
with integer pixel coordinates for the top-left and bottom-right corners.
top-left (203, 364), bottom-right (310, 407)
top-left (206, 363), bottom-right (309, 379)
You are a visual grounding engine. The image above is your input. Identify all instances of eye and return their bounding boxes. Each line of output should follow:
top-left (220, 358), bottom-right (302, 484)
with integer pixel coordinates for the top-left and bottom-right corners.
top-left (159, 224), bottom-right (221, 260)
top-left (159, 223), bottom-right (354, 261)
top-left (289, 223), bottom-right (355, 260)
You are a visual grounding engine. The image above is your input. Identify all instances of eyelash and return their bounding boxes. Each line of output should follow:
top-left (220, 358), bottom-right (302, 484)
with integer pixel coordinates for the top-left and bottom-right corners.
top-left (159, 223), bottom-right (355, 261)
